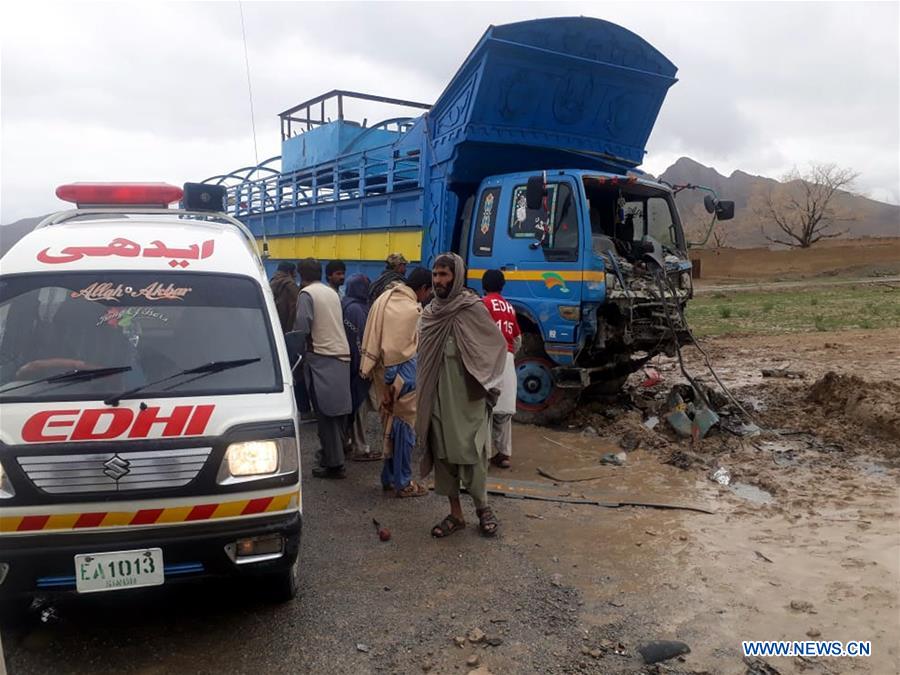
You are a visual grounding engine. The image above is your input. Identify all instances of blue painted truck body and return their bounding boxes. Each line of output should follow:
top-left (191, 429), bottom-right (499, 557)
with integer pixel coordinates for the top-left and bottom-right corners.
top-left (209, 17), bottom-right (702, 422)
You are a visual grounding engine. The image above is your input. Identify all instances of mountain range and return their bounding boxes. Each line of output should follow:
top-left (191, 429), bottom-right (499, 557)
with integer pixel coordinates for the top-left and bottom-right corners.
top-left (659, 157), bottom-right (899, 247)
top-left (2, 159), bottom-right (898, 255)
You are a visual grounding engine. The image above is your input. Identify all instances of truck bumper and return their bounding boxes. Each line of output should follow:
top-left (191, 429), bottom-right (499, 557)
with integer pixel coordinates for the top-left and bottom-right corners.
top-left (0, 511), bottom-right (301, 597)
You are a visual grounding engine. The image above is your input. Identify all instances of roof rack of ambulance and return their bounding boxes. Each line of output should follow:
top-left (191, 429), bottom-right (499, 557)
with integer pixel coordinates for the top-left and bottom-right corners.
top-left (37, 183), bottom-right (258, 251)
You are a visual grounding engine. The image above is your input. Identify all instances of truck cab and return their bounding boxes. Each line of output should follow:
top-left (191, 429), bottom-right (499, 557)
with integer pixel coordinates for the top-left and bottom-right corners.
top-left (461, 169), bottom-right (695, 422)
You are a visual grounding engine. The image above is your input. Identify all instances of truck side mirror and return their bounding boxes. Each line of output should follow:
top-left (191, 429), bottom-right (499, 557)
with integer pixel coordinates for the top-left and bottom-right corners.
top-left (715, 200), bottom-right (735, 221)
top-left (703, 194), bottom-right (735, 221)
top-left (526, 175), bottom-right (545, 210)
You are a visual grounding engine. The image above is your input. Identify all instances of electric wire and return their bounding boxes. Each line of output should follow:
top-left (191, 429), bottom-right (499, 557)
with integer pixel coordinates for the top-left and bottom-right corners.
top-left (237, 1), bottom-right (267, 253)
top-left (653, 268), bottom-right (761, 426)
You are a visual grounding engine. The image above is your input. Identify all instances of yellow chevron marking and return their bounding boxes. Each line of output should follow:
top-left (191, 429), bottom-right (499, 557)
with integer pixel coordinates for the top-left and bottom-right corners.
top-left (213, 499), bottom-right (249, 519)
top-left (44, 513), bottom-right (81, 531)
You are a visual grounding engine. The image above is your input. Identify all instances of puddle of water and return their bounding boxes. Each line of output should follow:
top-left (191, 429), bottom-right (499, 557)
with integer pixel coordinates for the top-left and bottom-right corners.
top-left (730, 481), bottom-right (775, 504)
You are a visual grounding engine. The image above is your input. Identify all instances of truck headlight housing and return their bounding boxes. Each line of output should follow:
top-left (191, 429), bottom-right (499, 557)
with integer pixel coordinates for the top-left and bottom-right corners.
top-left (217, 438), bottom-right (299, 483)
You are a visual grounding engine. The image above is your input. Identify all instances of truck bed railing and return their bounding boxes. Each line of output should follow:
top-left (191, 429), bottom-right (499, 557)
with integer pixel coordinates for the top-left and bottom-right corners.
top-left (224, 146), bottom-right (422, 217)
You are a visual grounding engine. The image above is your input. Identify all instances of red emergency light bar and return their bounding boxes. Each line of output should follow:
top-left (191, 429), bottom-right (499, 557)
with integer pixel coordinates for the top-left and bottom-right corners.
top-left (56, 183), bottom-right (184, 207)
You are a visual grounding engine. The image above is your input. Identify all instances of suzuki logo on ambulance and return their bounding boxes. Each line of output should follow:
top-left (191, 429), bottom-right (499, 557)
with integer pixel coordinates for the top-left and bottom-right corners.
top-left (21, 405), bottom-right (215, 443)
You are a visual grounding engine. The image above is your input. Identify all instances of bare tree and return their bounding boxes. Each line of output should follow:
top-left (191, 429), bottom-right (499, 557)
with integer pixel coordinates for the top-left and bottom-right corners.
top-left (712, 225), bottom-right (729, 249)
top-left (756, 163), bottom-right (859, 248)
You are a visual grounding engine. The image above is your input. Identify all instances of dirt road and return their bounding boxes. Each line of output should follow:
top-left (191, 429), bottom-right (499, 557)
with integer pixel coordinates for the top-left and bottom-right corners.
top-left (2, 329), bottom-right (898, 674)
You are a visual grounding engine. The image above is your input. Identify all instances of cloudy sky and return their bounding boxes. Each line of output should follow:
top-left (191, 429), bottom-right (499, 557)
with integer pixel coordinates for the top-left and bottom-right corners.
top-left (1, 1), bottom-right (898, 224)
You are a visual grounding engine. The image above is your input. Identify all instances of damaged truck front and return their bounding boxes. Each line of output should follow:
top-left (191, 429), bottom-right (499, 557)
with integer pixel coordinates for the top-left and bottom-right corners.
top-left (208, 17), bottom-right (734, 424)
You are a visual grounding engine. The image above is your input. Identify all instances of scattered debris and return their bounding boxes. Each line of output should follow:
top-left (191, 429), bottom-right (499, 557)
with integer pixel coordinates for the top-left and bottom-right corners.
top-left (541, 436), bottom-right (579, 452)
top-left (466, 654), bottom-right (480, 667)
top-left (789, 600), bottom-right (816, 613)
top-left (806, 628), bottom-right (821, 638)
top-left (618, 432), bottom-right (641, 451)
top-left (550, 573), bottom-right (563, 587)
top-left (485, 477), bottom-right (716, 514)
top-left (642, 415), bottom-right (660, 431)
top-left (730, 482), bottom-right (774, 504)
top-left (372, 518), bottom-right (391, 542)
top-left (466, 666), bottom-right (494, 675)
top-left (754, 550), bottom-right (774, 563)
top-left (525, 513), bottom-right (544, 520)
top-left (582, 425), bottom-right (598, 436)
top-left (468, 628), bottom-right (485, 643)
top-left (711, 467), bottom-right (732, 486)
top-left (743, 655), bottom-right (782, 674)
top-left (664, 389), bottom-right (720, 440)
top-left (640, 366), bottom-right (663, 388)
top-left (454, 636), bottom-right (467, 648)
top-left (600, 451), bottom-right (627, 466)
top-left (761, 367), bottom-right (805, 379)
top-left (637, 640), bottom-right (691, 664)
top-left (609, 600), bottom-right (625, 608)
top-left (721, 419), bottom-right (763, 437)
top-left (485, 637), bottom-right (503, 647)
top-left (356, 643), bottom-right (370, 653)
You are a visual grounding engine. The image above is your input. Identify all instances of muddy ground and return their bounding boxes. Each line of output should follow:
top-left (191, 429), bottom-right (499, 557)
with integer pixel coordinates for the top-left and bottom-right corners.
top-left (3, 329), bottom-right (898, 675)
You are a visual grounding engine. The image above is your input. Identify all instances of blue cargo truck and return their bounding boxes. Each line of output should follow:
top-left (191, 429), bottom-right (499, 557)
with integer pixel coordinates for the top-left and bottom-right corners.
top-left (207, 17), bottom-right (733, 424)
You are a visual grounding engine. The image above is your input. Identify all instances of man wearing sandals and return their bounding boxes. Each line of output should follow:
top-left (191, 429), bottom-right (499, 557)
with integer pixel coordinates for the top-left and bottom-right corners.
top-left (417, 253), bottom-right (508, 538)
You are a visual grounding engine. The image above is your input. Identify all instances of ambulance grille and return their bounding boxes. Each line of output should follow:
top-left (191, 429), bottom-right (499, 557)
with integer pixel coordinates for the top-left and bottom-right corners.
top-left (17, 447), bottom-right (213, 494)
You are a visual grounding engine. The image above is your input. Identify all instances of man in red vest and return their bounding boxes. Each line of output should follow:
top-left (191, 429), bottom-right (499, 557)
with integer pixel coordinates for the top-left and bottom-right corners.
top-left (481, 269), bottom-right (521, 469)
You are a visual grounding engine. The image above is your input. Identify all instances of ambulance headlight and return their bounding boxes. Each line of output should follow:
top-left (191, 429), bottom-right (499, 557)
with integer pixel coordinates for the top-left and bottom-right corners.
top-left (218, 438), bottom-right (298, 483)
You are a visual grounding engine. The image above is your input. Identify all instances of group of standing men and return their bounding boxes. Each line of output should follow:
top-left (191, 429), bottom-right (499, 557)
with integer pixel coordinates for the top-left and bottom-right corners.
top-left (270, 251), bottom-right (521, 538)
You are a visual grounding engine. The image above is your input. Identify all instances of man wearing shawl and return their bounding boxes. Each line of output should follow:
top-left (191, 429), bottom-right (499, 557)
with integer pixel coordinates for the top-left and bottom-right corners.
top-left (341, 274), bottom-right (378, 461)
top-left (361, 268), bottom-right (433, 497)
top-left (417, 253), bottom-right (507, 537)
top-left (367, 252), bottom-right (408, 304)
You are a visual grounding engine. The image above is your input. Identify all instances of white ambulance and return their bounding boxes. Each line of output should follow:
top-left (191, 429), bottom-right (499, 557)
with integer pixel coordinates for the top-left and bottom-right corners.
top-left (0, 182), bottom-right (302, 605)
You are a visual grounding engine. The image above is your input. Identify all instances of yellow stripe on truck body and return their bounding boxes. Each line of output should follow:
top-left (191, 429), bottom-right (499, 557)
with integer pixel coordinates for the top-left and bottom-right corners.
top-left (260, 230), bottom-right (422, 262)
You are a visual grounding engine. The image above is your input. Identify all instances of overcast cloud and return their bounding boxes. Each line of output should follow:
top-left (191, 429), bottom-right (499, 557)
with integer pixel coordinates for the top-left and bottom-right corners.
top-left (1, 1), bottom-right (898, 224)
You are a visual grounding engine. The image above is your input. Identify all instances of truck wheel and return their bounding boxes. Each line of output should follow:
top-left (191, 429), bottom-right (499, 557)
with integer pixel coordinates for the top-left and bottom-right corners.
top-left (262, 555), bottom-right (299, 603)
top-left (514, 333), bottom-right (579, 426)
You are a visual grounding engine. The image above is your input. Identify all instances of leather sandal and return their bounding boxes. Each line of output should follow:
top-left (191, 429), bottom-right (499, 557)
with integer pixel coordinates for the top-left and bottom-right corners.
top-left (396, 482), bottom-right (428, 498)
top-left (431, 514), bottom-right (465, 538)
top-left (476, 507), bottom-right (499, 537)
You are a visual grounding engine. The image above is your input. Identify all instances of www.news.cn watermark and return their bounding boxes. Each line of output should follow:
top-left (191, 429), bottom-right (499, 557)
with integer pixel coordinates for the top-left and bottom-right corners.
top-left (743, 641), bottom-right (872, 658)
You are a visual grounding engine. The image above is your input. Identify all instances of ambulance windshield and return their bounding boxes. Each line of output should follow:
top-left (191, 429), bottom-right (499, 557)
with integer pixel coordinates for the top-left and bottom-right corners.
top-left (0, 272), bottom-right (280, 402)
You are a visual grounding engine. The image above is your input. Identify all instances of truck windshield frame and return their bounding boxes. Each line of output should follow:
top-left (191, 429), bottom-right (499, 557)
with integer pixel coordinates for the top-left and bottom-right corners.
top-left (583, 177), bottom-right (686, 254)
top-left (0, 271), bottom-right (282, 404)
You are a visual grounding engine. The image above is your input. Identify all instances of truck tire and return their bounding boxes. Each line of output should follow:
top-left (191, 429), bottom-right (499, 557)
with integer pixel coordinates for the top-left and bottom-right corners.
top-left (514, 333), bottom-right (579, 426)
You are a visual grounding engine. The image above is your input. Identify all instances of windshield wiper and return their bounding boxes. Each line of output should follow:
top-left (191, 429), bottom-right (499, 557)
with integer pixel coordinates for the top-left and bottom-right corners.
top-left (104, 358), bottom-right (261, 406)
top-left (0, 366), bottom-right (133, 396)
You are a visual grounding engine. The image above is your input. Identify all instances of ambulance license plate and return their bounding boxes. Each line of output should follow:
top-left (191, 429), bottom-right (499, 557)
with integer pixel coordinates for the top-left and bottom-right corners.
top-left (75, 548), bottom-right (164, 593)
